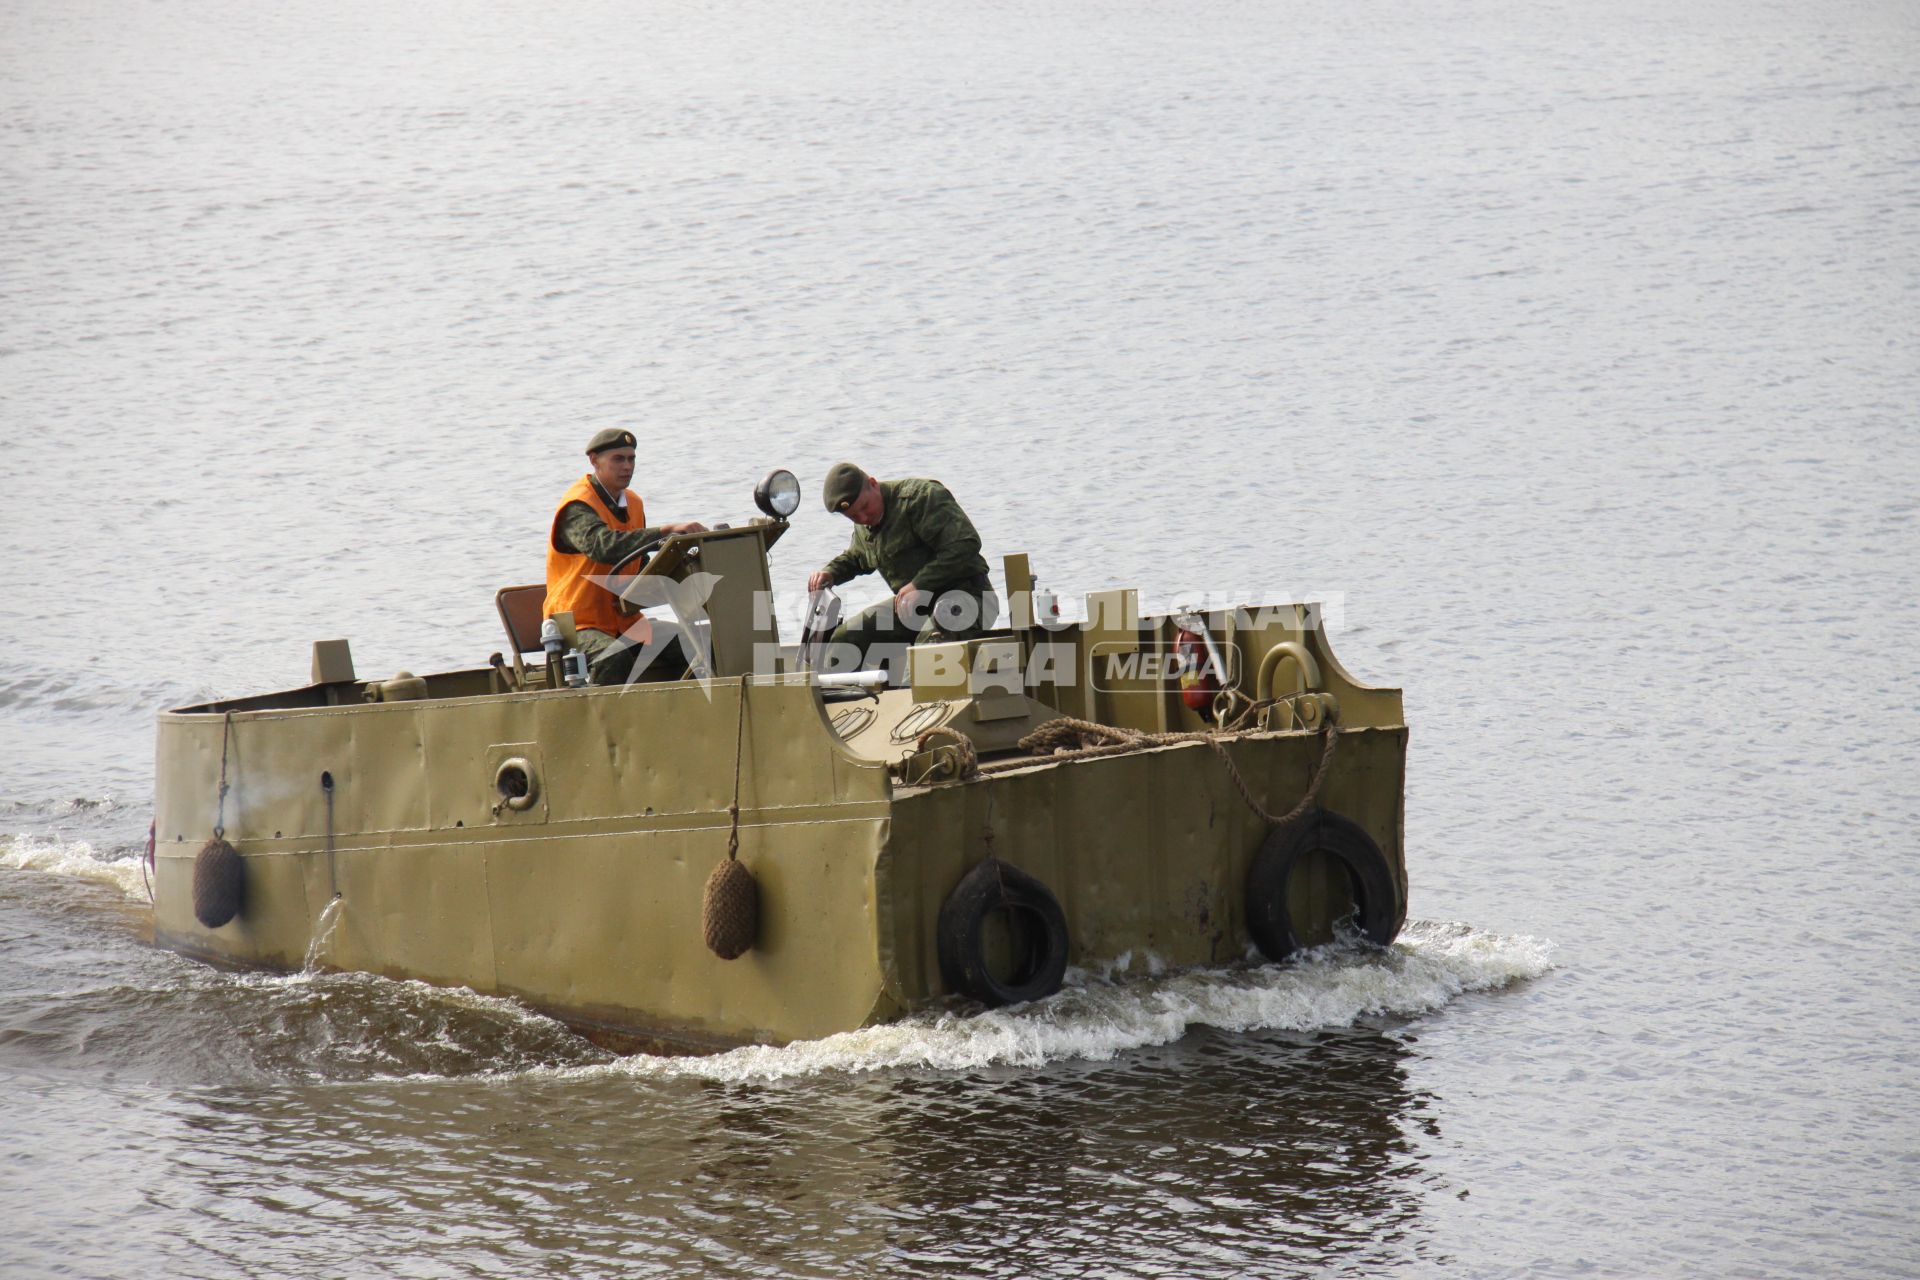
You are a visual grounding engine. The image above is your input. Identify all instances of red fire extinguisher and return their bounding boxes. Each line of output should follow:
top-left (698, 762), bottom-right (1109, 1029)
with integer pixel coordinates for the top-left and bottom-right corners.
top-left (1176, 629), bottom-right (1217, 712)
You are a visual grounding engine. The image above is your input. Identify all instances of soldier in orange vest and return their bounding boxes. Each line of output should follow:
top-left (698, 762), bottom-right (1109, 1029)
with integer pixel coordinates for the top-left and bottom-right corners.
top-left (546, 427), bottom-right (707, 684)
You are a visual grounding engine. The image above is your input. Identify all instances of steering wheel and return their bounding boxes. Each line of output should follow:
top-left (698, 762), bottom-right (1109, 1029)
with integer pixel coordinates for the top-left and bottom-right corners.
top-left (607, 537), bottom-right (662, 578)
top-left (607, 536), bottom-right (665, 616)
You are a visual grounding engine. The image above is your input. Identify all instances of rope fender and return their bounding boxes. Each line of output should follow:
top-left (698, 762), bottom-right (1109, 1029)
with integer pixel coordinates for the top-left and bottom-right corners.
top-left (192, 711), bottom-right (245, 929)
top-left (702, 676), bottom-right (760, 960)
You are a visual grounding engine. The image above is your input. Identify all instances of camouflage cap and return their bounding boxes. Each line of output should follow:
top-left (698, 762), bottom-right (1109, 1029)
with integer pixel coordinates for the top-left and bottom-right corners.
top-left (823, 462), bottom-right (868, 512)
top-left (586, 427), bottom-right (637, 455)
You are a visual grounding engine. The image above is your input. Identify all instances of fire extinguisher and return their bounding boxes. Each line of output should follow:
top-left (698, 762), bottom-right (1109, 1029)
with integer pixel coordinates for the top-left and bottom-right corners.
top-left (1176, 628), bottom-right (1217, 712)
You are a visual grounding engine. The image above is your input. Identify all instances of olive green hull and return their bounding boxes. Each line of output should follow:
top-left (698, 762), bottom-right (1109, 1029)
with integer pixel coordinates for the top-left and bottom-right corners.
top-left (152, 676), bottom-right (1406, 1051)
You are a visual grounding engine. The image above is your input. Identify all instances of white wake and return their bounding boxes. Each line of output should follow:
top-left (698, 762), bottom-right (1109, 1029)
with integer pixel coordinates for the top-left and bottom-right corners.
top-left (0, 834), bottom-right (148, 900)
top-left (0, 837), bottom-right (1556, 1083)
top-left (546, 920), bottom-right (1555, 1084)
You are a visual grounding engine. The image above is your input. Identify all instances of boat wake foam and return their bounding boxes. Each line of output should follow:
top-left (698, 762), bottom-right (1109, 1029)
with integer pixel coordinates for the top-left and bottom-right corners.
top-left (230, 968), bottom-right (611, 1080)
top-left (546, 920), bottom-right (1556, 1085)
top-left (0, 839), bottom-right (1555, 1084)
top-left (0, 834), bottom-right (148, 901)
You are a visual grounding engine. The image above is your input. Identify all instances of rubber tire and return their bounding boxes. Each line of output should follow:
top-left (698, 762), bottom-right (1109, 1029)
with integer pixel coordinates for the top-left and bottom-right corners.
top-left (936, 858), bottom-right (1071, 1007)
top-left (1245, 808), bottom-right (1402, 962)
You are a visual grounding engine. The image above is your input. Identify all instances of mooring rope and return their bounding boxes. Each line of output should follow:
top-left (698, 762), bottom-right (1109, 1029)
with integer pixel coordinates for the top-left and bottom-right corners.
top-left (995, 715), bottom-right (1340, 830)
top-left (1213, 723), bottom-right (1338, 829)
top-left (1214, 687), bottom-right (1327, 733)
top-left (725, 675), bottom-right (748, 860)
top-left (213, 711), bottom-right (234, 839)
top-left (912, 726), bottom-right (980, 782)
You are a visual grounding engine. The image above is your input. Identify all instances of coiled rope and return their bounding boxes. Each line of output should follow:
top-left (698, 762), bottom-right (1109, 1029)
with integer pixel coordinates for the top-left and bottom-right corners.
top-left (908, 726), bottom-right (980, 784)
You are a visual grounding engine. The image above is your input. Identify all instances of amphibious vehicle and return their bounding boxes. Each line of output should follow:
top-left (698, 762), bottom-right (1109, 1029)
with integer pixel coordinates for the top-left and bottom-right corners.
top-left (151, 472), bottom-right (1409, 1052)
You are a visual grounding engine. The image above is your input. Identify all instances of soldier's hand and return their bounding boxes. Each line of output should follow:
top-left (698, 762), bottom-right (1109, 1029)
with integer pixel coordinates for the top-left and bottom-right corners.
top-left (807, 570), bottom-right (833, 594)
top-left (662, 521), bottom-right (708, 535)
top-left (893, 582), bottom-right (926, 618)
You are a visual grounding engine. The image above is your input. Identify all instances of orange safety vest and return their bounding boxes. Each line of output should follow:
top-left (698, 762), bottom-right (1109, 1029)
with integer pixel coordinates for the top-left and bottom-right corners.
top-left (545, 476), bottom-right (650, 641)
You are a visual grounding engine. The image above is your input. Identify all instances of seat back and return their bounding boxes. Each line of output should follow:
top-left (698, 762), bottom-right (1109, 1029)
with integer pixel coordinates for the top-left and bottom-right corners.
top-left (496, 585), bottom-right (547, 656)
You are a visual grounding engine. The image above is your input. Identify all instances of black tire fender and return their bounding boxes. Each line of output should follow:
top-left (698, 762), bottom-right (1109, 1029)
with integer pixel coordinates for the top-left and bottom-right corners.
top-left (1245, 808), bottom-right (1402, 962)
top-left (936, 858), bottom-right (1070, 1007)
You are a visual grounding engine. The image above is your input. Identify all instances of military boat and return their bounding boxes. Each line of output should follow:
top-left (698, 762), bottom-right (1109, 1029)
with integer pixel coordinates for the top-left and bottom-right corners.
top-left (151, 472), bottom-right (1409, 1053)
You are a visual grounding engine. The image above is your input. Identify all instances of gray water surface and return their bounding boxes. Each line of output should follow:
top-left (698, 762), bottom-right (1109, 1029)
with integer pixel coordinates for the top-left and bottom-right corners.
top-left (3, 0), bottom-right (1918, 1276)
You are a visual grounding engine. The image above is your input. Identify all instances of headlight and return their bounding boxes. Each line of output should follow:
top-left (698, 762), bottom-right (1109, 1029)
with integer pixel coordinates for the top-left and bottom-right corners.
top-left (754, 469), bottom-right (801, 519)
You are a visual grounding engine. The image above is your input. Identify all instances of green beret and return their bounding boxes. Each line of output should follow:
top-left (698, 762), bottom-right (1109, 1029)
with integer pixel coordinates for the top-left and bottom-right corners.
top-left (823, 462), bottom-right (868, 512)
top-left (586, 427), bottom-right (637, 455)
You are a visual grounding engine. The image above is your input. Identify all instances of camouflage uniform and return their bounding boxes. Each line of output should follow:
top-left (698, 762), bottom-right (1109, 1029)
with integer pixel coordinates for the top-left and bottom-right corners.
top-left (554, 480), bottom-right (666, 568)
top-left (819, 478), bottom-right (998, 673)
